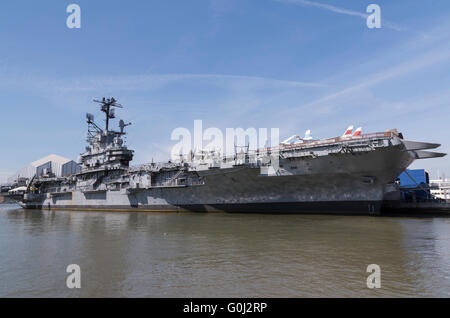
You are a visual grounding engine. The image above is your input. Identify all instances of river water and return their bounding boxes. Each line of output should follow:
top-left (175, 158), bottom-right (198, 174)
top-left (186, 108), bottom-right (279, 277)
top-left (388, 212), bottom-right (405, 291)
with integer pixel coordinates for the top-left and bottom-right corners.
top-left (0, 204), bottom-right (449, 297)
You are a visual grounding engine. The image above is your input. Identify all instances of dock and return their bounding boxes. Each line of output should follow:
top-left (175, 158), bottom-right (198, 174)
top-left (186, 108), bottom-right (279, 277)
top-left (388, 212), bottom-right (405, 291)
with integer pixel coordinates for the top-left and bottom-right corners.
top-left (382, 201), bottom-right (450, 216)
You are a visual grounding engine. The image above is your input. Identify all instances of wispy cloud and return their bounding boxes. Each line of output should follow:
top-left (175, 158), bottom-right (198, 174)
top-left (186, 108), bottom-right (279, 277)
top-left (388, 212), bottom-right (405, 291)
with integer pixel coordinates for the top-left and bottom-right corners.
top-left (0, 71), bottom-right (327, 125)
top-left (301, 48), bottom-right (450, 112)
top-left (275, 0), bottom-right (405, 31)
top-left (275, 48), bottom-right (450, 136)
top-left (269, 17), bottom-right (450, 138)
top-left (0, 73), bottom-right (326, 93)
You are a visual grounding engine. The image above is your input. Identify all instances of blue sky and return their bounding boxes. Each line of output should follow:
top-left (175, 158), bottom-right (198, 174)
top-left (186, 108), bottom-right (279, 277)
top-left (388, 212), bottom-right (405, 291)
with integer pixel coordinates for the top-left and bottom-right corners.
top-left (1, 0), bottom-right (450, 182)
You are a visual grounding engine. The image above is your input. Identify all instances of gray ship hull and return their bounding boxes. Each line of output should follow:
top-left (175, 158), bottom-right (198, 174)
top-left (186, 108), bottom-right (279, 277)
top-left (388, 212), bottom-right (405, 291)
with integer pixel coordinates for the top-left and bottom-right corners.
top-left (20, 144), bottom-right (413, 215)
top-left (22, 201), bottom-right (382, 215)
top-left (17, 97), bottom-right (445, 216)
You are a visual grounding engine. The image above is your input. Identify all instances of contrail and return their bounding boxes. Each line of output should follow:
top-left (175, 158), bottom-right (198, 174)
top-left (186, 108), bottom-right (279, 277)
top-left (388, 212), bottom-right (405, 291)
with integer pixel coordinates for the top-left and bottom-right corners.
top-left (276, 0), bottom-right (405, 31)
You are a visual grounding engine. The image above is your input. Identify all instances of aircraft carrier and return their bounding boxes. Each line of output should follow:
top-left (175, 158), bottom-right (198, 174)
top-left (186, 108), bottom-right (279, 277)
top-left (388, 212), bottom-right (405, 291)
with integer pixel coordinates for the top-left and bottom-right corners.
top-left (15, 98), bottom-right (446, 215)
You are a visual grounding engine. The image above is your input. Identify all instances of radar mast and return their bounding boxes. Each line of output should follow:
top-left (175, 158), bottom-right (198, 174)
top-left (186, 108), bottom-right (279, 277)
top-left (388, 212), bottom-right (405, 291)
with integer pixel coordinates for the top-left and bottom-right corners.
top-left (93, 97), bottom-right (123, 133)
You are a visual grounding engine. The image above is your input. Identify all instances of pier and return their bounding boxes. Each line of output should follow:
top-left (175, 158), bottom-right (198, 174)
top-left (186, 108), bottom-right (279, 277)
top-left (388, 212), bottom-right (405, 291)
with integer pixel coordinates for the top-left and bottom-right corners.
top-left (382, 201), bottom-right (450, 216)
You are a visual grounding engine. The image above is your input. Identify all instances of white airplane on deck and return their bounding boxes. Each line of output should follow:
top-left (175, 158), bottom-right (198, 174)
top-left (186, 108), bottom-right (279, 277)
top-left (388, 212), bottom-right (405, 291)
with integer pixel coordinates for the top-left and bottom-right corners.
top-left (353, 127), bottom-right (362, 136)
top-left (281, 129), bottom-right (315, 145)
top-left (342, 125), bottom-right (362, 138)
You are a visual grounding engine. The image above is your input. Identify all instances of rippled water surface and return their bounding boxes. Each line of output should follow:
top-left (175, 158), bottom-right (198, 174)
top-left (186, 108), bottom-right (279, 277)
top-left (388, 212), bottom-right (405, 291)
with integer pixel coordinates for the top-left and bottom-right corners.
top-left (0, 204), bottom-right (449, 297)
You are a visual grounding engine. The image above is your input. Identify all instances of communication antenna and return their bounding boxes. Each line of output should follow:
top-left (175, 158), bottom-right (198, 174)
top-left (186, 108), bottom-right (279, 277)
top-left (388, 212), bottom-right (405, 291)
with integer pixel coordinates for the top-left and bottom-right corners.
top-left (119, 119), bottom-right (132, 134)
top-left (86, 113), bottom-right (94, 123)
top-left (93, 97), bottom-right (123, 133)
top-left (85, 113), bottom-right (102, 143)
top-left (179, 148), bottom-right (184, 163)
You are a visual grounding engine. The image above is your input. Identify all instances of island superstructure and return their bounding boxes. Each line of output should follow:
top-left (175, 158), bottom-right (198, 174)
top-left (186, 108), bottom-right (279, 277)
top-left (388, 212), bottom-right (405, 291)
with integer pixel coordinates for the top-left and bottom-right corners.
top-left (17, 98), bottom-right (446, 215)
